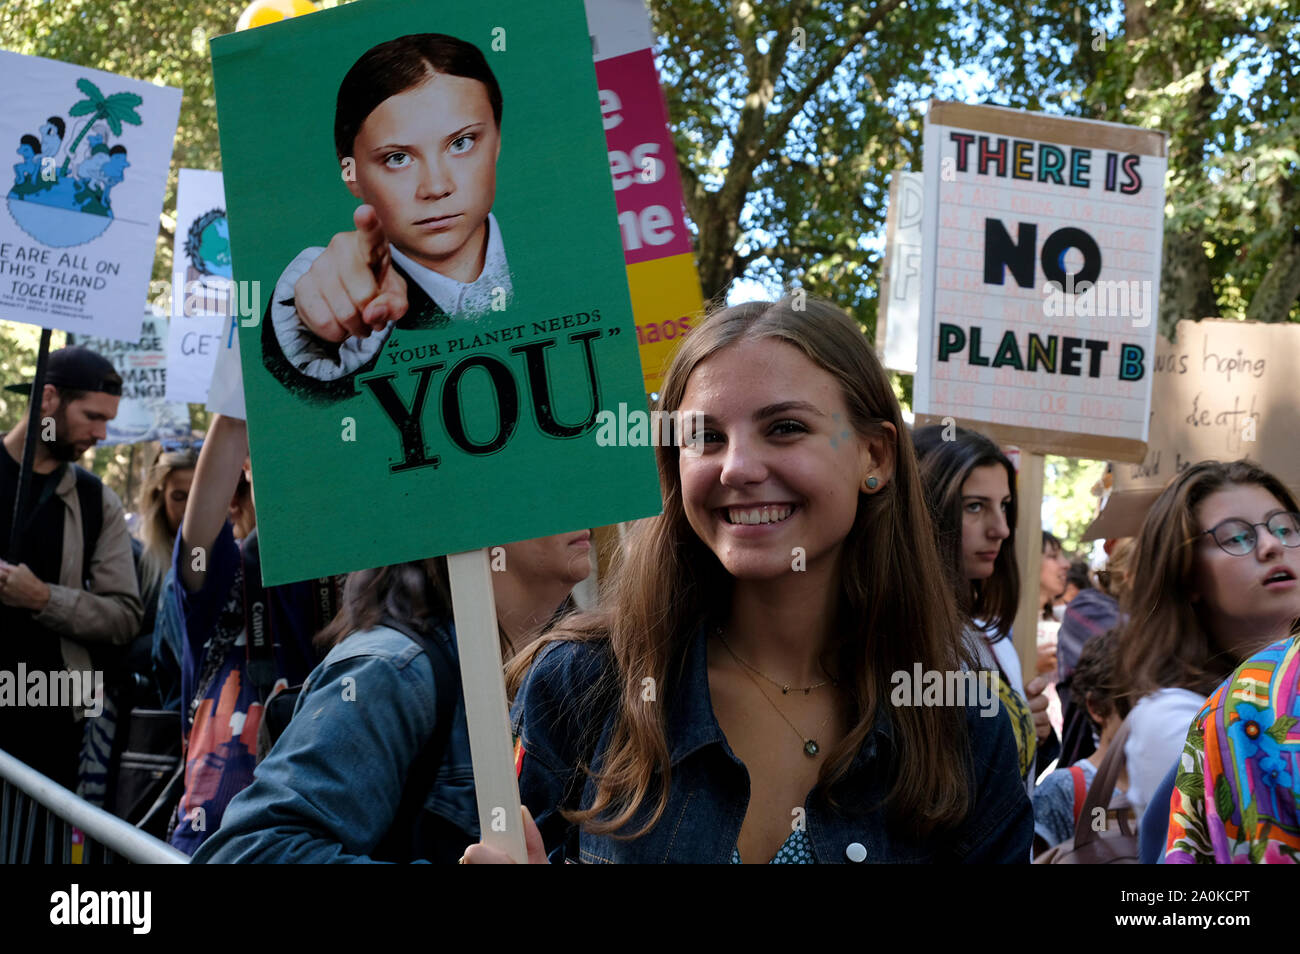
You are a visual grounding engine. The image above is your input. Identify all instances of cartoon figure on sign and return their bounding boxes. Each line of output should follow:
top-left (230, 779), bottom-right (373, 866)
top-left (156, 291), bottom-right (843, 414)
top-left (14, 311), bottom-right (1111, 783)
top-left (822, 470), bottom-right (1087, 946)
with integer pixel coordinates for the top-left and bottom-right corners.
top-left (39, 117), bottom-right (65, 161)
top-left (74, 144), bottom-right (130, 213)
top-left (261, 32), bottom-right (513, 403)
top-left (13, 135), bottom-right (42, 185)
top-left (5, 78), bottom-right (142, 247)
top-left (70, 119), bottom-right (110, 161)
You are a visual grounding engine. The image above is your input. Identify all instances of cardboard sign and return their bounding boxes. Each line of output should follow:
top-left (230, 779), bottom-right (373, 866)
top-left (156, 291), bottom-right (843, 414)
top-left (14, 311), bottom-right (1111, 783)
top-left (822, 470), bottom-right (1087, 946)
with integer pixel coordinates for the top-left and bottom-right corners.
top-left (210, 0), bottom-right (661, 586)
top-left (916, 102), bottom-right (1167, 462)
top-left (876, 171), bottom-right (924, 374)
top-left (588, 0), bottom-right (704, 395)
top-left (76, 313), bottom-right (191, 446)
top-left (0, 51), bottom-right (180, 342)
top-left (1084, 319), bottom-right (1300, 539)
top-left (166, 169), bottom-right (230, 404)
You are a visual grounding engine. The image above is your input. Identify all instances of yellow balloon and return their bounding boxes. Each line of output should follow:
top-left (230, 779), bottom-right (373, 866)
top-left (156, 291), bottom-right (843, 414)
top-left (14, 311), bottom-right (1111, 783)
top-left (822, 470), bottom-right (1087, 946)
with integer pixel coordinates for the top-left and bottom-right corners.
top-left (236, 0), bottom-right (317, 31)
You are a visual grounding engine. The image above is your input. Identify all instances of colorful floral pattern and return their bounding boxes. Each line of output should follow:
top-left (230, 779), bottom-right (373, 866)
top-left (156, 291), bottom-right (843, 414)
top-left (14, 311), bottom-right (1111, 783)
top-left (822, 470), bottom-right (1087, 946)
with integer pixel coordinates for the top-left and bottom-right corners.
top-left (1166, 637), bottom-right (1300, 863)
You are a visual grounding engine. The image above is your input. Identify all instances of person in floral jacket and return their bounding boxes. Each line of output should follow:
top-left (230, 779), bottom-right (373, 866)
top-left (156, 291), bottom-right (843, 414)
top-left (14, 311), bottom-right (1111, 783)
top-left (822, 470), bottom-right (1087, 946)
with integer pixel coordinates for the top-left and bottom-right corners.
top-left (1166, 636), bottom-right (1299, 864)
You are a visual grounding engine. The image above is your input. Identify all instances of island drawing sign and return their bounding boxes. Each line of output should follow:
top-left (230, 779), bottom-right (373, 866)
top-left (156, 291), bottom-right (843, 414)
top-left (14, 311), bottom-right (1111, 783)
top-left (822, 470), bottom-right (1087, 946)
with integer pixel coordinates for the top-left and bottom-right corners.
top-left (1, 50), bottom-right (180, 342)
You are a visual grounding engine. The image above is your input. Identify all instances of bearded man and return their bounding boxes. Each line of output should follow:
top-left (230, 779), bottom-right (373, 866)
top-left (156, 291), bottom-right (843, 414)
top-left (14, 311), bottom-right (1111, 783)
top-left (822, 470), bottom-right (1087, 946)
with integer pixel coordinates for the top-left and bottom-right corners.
top-left (1, 346), bottom-right (142, 789)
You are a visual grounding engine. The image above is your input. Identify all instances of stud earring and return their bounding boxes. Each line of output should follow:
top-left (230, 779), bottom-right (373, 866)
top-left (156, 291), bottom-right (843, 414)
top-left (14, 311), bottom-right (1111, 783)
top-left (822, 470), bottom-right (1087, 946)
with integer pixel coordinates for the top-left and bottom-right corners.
top-left (864, 476), bottom-right (879, 491)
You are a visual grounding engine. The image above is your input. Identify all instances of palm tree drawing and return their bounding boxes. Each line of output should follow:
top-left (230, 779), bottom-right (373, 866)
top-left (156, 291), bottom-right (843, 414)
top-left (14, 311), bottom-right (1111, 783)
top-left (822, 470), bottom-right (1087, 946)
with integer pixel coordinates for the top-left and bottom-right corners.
top-left (59, 78), bottom-right (144, 177)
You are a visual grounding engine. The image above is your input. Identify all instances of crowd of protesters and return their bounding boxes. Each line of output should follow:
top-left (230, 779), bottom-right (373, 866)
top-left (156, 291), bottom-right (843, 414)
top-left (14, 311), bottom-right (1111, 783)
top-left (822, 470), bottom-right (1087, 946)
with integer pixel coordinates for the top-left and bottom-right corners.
top-left (3, 295), bottom-right (1299, 863)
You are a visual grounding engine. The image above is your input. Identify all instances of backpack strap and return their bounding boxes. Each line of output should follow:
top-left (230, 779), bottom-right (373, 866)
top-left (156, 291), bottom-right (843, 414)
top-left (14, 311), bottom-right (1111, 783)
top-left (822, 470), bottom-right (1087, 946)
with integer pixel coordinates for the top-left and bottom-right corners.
top-left (372, 614), bottom-right (463, 861)
top-left (72, 466), bottom-right (104, 589)
top-left (1072, 716), bottom-right (1133, 848)
top-left (1069, 765), bottom-right (1087, 825)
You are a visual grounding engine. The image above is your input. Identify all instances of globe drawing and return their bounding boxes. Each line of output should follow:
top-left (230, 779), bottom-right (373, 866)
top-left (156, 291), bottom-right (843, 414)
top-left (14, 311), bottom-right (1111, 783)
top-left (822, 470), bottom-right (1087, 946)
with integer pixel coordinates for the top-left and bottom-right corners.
top-left (6, 183), bottom-right (114, 247)
top-left (186, 210), bottom-right (233, 278)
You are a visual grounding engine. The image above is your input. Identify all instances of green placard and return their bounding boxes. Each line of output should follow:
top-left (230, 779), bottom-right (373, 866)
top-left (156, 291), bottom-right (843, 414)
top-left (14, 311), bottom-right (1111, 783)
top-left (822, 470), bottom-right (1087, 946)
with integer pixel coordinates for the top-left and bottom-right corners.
top-left (211, 0), bottom-right (661, 585)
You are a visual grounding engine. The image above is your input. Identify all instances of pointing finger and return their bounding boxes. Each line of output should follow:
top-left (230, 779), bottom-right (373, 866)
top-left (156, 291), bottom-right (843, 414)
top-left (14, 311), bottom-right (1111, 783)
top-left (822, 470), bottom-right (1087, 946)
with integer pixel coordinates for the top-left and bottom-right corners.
top-left (353, 205), bottom-right (390, 271)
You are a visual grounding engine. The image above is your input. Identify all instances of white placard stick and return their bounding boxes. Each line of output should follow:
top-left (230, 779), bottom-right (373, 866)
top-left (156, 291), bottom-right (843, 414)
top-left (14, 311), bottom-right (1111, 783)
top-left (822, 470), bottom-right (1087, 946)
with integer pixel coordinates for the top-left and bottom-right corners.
top-left (447, 547), bottom-right (527, 863)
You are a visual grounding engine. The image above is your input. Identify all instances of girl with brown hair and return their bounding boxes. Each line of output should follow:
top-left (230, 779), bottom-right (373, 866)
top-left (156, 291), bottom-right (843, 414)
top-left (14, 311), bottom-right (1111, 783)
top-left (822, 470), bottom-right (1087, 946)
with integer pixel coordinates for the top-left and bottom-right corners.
top-left (1115, 459), bottom-right (1300, 819)
top-left (467, 296), bottom-right (1032, 864)
top-left (913, 424), bottom-right (1040, 793)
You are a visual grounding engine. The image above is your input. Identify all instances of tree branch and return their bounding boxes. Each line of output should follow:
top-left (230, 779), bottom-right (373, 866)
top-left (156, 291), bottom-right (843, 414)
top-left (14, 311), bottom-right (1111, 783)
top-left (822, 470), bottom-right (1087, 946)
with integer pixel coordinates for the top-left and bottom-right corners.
top-left (1245, 225), bottom-right (1300, 322)
top-left (753, 0), bottom-right (906, 162)
top-left (677, 156), bottom-right (703, 223)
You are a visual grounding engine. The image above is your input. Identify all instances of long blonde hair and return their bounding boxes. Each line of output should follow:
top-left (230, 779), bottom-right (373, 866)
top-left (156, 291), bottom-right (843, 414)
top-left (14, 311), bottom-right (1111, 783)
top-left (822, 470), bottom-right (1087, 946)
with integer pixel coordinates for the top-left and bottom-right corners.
top-left (508, 297), bottom-right (974, 838)
top-left (136, 447), bottom-right (198, 596)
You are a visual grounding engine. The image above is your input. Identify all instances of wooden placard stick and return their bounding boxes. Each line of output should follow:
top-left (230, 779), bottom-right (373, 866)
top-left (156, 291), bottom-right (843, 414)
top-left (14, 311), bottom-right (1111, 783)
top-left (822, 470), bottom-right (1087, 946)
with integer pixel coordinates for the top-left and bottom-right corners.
top-left (447, 548), bottom-right (527, 863)
top-left (1013, 453), bottom-right (1046, 683)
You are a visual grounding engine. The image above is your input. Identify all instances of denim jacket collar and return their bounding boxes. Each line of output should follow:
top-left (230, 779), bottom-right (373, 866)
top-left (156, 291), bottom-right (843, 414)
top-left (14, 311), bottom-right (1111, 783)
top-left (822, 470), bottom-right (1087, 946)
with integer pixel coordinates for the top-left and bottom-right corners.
top-left (664, 621), bottom-right (894, 771)
top-left (663, 621), bottom-right (728, 765)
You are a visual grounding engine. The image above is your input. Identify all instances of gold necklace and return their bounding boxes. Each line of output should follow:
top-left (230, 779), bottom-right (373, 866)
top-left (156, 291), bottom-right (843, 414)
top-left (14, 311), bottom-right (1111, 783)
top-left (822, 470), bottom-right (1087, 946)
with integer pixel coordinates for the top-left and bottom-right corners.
top-left (718, 632), bottom-right (836, 758)
top-left (716, 630), bottom-right (834, 695)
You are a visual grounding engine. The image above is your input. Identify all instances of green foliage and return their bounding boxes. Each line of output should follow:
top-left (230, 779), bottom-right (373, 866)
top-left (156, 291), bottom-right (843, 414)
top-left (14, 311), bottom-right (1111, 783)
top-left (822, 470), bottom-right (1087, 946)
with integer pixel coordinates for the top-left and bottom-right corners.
top-left (68, 79), bottom-right (145, 132)
top-left (1215, 772), bottom-right (1234, 823)
top-left (1081, 0), bottom-right (1300, 327)
top-left (0, 323), bottom-right (70, 436)
top-left (1043, 455), bottom-right (1106, 553)
top-left (1176, 760), bottom-right (1205, 802)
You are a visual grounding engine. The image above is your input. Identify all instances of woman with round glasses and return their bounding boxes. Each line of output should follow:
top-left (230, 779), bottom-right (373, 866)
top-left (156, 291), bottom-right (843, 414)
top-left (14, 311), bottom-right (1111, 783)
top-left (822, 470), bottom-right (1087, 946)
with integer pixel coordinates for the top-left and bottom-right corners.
top-left (1113, 460), bottom-right (1300, 820)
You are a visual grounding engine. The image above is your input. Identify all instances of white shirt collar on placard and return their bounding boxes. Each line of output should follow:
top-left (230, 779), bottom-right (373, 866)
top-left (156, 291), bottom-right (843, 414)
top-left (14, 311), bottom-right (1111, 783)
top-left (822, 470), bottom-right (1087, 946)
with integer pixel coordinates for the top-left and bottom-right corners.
top-left (389, 212), bottom-right (511, 319)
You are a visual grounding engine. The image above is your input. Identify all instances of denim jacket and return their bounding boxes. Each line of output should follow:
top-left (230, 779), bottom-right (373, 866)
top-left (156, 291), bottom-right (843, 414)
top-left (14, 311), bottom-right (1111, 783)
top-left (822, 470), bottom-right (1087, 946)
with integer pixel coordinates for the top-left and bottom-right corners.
top-left (512, 626), bottom-right (1033, 863)
top-left (192, 623), bottom-right (477, 863)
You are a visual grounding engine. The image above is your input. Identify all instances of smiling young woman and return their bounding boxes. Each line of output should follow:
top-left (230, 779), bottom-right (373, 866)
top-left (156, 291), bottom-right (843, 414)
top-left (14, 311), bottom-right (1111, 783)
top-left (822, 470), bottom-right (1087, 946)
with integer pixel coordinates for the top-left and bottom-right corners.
top-left (464, 296), bottom-right (1032, 865)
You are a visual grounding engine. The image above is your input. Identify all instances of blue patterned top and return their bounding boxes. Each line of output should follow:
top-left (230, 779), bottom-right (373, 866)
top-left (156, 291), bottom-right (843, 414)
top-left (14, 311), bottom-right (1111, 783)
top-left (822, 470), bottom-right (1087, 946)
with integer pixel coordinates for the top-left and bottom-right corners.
top-left (731, 827), bottom-right (816, 863)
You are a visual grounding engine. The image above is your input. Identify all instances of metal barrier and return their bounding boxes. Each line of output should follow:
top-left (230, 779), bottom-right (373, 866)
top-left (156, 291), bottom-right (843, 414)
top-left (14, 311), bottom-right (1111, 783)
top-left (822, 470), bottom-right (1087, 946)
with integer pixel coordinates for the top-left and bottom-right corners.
top-left (0, 748), bottom-right (188, 864)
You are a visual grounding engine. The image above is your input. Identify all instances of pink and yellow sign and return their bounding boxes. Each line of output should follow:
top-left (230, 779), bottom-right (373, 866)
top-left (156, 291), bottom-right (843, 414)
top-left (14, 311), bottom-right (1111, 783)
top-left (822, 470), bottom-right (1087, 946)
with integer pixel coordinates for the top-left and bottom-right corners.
top-left (589, 0), bottom-right (703, 394)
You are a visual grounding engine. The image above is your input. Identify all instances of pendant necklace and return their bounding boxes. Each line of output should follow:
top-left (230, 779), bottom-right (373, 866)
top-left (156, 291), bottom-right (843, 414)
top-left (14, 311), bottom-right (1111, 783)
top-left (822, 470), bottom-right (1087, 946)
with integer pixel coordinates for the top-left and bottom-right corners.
top-left (718, 630), bottom-right (836, 758)
top-left (717, 628), bottom-right (835, 694)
